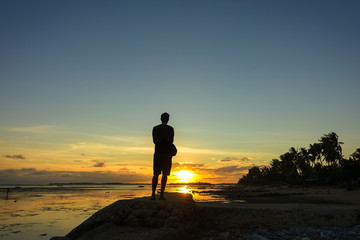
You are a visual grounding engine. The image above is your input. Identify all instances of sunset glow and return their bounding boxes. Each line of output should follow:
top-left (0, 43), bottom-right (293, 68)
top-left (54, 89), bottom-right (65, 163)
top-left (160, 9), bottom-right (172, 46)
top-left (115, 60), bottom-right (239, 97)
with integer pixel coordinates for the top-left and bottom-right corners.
top-left (173, 170), bottom-right (195, 183)
top-left (0, 1), bottom-right (359, 185)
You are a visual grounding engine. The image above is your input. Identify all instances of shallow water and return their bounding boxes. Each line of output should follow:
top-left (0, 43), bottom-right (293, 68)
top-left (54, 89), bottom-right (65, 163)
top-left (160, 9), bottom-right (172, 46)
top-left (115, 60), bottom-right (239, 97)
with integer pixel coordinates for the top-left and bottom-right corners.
top-left (0, 184), bottom-right (228, 240)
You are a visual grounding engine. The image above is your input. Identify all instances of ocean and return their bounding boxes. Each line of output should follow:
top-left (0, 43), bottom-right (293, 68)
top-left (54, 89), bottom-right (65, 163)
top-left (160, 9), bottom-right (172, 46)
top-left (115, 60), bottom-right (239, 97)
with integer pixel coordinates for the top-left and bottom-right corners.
top-left (0, 184), bottom-right (229, 240)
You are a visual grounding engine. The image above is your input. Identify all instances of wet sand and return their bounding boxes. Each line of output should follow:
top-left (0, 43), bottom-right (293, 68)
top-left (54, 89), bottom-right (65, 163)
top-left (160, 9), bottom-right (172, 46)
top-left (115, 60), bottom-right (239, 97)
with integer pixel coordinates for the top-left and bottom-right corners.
top-left (205, 184), bottom-right (360, 205)
top-left (195, 185), bottom-right (360, 239)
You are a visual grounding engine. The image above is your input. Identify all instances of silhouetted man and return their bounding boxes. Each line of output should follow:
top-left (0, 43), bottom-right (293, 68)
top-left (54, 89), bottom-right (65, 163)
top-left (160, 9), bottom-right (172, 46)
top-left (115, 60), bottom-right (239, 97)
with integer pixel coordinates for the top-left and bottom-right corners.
top-left (151, 112), bottom-right (174, 200)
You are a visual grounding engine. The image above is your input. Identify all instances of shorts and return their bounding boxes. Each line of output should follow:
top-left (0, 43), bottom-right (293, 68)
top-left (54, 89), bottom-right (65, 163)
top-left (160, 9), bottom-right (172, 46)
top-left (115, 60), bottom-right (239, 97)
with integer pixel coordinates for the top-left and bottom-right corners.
top-left (153, 153), bottom-right (172, 175)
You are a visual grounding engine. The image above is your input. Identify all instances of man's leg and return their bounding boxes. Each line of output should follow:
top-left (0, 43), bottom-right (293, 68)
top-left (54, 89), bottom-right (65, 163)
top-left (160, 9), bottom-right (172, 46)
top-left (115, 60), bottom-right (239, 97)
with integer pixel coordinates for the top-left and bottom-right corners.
top-left (151, 174), bottom-right (159, 199)
top-left (160, 174), bottom-right (167, 200)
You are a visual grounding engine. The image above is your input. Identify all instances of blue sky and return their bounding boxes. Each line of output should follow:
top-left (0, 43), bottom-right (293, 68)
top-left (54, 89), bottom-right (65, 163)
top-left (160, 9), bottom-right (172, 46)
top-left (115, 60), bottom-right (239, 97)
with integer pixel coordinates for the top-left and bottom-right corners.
top-left (1, 0), bottom-right (359, 184)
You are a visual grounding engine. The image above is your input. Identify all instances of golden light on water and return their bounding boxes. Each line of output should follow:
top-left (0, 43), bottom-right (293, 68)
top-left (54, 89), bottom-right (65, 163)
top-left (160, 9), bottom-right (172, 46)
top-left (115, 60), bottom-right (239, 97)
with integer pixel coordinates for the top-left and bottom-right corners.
top-left (173, 170), bottom-right (194, 183)
top-left (178, 186), bottom-right (191, 194)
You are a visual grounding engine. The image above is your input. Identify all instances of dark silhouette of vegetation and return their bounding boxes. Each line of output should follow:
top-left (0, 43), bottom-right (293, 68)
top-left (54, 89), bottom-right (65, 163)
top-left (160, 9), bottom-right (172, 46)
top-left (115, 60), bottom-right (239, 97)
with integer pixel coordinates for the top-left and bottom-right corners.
top-left (238, 132), bottom-right (360, 189)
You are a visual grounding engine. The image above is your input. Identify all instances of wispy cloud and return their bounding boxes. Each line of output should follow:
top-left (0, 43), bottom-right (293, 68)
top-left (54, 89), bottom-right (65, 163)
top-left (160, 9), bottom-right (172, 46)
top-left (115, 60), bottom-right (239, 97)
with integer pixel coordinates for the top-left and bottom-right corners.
top-left (214, 165), bottom-right (254, 173)
top-left (7, 125), bottom-right (59, 133)
top-left (172, 162), bottom-right (205, 169)
top-left (6, 126), bottom-right (149, 147)
top-left (0, 168), bottom-right (151, 184)
top-left (179, 147), bottom-right (233, 155)
top-left (126, 147), bottom-right (153, 152)
top-left (219, 156), bottom-right (255, 162)
top-left (92, 160), bottom-right (105, 168)
top-left (3, 154), bottom-right (26, 159)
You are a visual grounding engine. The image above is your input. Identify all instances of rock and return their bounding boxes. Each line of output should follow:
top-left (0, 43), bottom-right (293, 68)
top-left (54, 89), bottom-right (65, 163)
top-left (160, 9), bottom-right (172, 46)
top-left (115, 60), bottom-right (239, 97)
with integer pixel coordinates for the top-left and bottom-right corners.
top-left (157, 209), bottom-right (170, 218)
top-left (252, 233), bottom-right (269, 240)
top-left (218, 231), bottom-right (230, 239)
top-left (165, 216), bottom-right (179, 228)
top-left (132, 209), bottom-right (154, 218)
top-left (54, 193), bottom-right (196, 240)
top-left (122, 214), bottom-right (139, 227)
top-left (144, 216), bottom-right (160, 228)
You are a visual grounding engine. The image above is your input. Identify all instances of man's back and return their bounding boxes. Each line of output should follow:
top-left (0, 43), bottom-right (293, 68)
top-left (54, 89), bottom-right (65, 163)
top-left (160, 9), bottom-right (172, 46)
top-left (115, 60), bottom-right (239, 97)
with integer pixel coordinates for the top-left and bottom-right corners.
top-left (152, 124), bottom-right (174, 144)
top-left (153, 124), bottom-right (174, 154)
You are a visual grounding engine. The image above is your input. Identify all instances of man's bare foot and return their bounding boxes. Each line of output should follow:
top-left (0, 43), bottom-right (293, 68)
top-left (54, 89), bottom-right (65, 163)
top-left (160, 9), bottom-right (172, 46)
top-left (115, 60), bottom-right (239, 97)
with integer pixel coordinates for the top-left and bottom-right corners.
top-left (150, 195), bottom-right (156, 200)
top-left (159, 195), bottom-right (166, 200)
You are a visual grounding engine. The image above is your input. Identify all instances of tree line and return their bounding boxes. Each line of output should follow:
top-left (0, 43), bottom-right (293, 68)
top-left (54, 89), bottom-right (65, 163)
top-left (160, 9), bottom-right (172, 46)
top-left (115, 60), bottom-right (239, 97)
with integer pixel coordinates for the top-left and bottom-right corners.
top-left (238, 132), bottom-right (360, 189)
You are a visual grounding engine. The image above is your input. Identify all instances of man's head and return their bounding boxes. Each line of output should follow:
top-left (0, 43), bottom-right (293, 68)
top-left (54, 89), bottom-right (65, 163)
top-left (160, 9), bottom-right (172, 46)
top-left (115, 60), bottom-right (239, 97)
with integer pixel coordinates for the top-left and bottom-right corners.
top-left (161, 112), bottom-right (170, 124)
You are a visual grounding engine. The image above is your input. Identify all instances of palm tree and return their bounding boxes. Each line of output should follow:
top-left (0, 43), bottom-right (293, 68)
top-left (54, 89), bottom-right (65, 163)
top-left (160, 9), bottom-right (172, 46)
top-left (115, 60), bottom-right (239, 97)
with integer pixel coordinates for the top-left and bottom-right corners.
top-left (319, 132), bottom-right (343, 167)
top-left (280, 149), bottom-right (299, 185)
top-left (238, 132), bottom-right (353, 187)
top-left (341, 148), bottom-right (360, 189)
top-left (238, 166), bottom-right (264, 185)
top-left (266, 159), bottom-right (283, 183)
top-left (298, 147), bottom-right (312, 180)
top-left (309, 143), bottom-right (322, 167)
top-left (350, 148), bottom-right (360, 161)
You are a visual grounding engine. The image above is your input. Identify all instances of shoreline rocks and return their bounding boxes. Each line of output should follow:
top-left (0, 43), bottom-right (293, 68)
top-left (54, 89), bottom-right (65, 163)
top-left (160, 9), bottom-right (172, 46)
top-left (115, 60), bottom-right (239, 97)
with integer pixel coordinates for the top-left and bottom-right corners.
top-left (197, 225), bottom-right (360, 240)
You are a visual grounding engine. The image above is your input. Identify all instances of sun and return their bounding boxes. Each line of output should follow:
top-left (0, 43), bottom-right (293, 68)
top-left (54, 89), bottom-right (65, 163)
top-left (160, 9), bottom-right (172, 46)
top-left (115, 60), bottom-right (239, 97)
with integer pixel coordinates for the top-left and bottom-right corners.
top-left (174, 170), bottom-right (194, 183)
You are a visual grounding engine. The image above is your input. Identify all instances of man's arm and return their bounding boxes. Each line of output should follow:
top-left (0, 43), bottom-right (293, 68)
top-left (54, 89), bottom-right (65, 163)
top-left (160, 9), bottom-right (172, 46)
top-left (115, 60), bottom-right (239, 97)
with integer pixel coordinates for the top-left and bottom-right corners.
top-left (170, 126), bottom-right (174, 143)
top-left (152, 127), bottom-right (156, 144)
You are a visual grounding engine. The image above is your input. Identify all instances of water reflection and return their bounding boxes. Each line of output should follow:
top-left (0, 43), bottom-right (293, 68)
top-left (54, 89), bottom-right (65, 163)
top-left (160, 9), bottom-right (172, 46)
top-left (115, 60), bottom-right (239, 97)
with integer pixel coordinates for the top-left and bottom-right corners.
top-left (178, 186), bottom-right (191, 194)
top-left (168, 184), bottom-right (235, 203)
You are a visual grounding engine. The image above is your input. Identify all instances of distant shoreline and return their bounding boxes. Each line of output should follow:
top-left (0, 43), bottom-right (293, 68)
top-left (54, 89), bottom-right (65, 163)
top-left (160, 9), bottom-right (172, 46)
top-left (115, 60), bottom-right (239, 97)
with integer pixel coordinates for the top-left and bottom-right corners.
top-left (0, 182), bottom-right (217, 187)
top-left (49, 182), bottom-right (215, 186)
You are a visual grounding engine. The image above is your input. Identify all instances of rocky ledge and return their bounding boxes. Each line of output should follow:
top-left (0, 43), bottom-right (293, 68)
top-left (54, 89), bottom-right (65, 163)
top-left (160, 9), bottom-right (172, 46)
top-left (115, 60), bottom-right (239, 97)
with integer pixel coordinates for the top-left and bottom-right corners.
top-left (50, 193), bottom-right (360, 240)
top-left (50, 193), bottom-right (196, 240)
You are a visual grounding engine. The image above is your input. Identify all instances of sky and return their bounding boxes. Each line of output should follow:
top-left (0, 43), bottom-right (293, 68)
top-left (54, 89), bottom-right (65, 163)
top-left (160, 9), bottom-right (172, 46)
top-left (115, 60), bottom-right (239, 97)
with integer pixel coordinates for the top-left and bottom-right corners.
top-left (1, 0), bottom-right (360, 184)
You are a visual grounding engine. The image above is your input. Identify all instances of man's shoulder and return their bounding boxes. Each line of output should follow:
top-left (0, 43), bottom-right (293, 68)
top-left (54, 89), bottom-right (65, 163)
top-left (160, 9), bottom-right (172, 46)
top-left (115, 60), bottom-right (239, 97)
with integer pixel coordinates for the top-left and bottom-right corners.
top-left (153, 124), bottom-right (163, 130)
top-left (153, 124), bottom-right (173, 129)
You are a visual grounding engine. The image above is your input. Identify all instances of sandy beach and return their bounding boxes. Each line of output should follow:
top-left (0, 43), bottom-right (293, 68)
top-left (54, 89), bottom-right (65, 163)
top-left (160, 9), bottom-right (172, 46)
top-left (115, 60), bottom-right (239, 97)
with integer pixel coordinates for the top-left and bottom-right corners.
top-left (196, 185), bottom-right (360, 239)
top-left (48, 185), bottom-right (360, 240)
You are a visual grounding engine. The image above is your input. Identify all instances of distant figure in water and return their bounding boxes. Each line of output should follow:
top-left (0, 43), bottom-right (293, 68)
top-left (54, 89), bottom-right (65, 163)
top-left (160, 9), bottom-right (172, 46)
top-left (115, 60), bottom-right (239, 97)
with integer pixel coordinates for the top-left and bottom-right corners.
top-left (151, 112), bottom-right (175, 200)
top-left (5, 188), bottom-right (10, 200)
